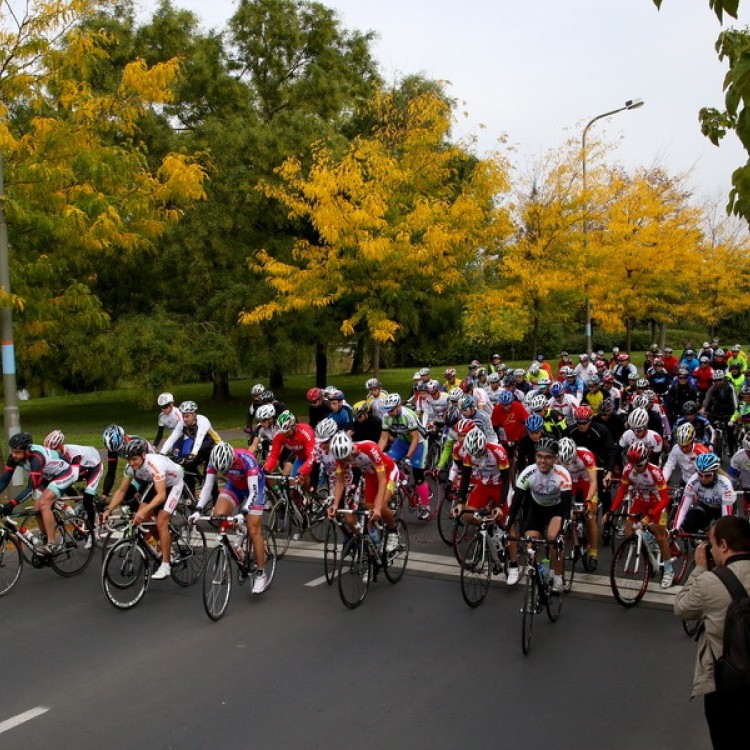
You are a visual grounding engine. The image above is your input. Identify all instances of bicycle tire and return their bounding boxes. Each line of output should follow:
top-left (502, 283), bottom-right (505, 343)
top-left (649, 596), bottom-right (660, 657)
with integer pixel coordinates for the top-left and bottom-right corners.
top-left (460, 535), bottom-right (491, 608)
top-left (547, 553), bottom-right (568, 623)
top-left (170, 522), bottom-right (207, 587)
top-left (99, 514), bottom-right (130, 561)
top-left (337, 535), bottom-right (370, 609)
top-left (610, 537), bottom-right (649, 607)
top-left (383, 518), bottom-right (409, 584)
top-left (203, 544), bottom-right (232, 621)
top-left (522, 570), bottom-right (539, 655)
top-left (51, 516), bottom-right (94, 577)
top-left (306, 496), bottom-right (328, 543)
top-left (102, 539), bottom-right (149, 610)
top-left (670, 536), bottom-right (691, 585)
top-left (436, 488), bottom-right (457, 546)
top-left (0, 533), bottom-right (23, 596)
top-left (610, 511), bottom-right (628, 554)
top-left (452, 518), bottom-right (479, 563)
top-left (323, 521), bottom-right (338, 585)
top-left (562, 522), bottom-right (576, 593)
top-left (269, 500), bottom-right (291, 559)
top-left (247, 524), bottom-right (278, 586)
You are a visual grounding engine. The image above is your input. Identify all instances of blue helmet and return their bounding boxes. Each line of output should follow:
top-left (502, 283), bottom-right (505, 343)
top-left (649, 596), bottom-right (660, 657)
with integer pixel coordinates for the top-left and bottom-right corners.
top-left (525, 414), bottom-right (544, 431)
top-left (498, 389), bottom-right (514, 405)
top-left (549, 382), bottom-right (563, 397)
top-left (695, 452), bottom-right (721, 474)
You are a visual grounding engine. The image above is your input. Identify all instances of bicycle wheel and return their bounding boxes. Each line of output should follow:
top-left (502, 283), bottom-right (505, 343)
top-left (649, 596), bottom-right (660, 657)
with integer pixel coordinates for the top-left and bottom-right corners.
top-left (670, 536), bottom-right (691, 585)
top-left (269, 499), bottom-right (291, 559)
top-left (306, 496), bottom-right (328, 543)
top-left (51, 516), bottom-right (94, 577)
top-left (323, 521), bottom-right (338, 585)
top-left (0, 533), bottom-right (23, 596)
top-left (460, 536), bottom-right (491, 608)
top-left (338, 535), bottom-right (370, 609)
top-left (436, 488), bottom-right (457, 546)
top-left (610, 537), bottom-right (649, 607)
top-left (253, 524), bottom-right (278, 585)
top-left (610, 512), bottom-right (627, 554)
top-left (202, 544), bottom-right (232, 621)
top-left (102, 539), bottom-right (149, 610)
top-left (562, 523), bottom-right (576, 593)
top-left (452, 518), bottom-right (479, 563)
top-left (383, 518), bottom-right (409, 583)
top-left (522, 571), bottom-right (539, 655)
top-left (170, 521), bottom-right (207, 587)
top-left (547, 556), bottom-right (569, 623)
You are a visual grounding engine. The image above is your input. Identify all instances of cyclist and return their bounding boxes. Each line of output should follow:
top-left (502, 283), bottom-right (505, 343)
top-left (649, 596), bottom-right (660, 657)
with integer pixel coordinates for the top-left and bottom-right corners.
top-left (673, 401), bottom-right (715, 450)
top-left (619, 407), bottom-right (664, 463)
top-left (646, 358), bottom-right (671, 398)
top-left (443, 368), bottom-right (460, 392)
top-left (727, 361), bottom-right (745, 393)
top-left (558, 436), bottom-right (601, 570)
top-left (666, 367), bottom-right (699, 425)
top-left (351, 400), bottom-right (382, 442)
top-left (189, 442), bottom-right (270, 594)
top-left (606, 440), bottom-right (674, 587)
top-left (679, 348), bottom-right (700, 375)
top-left (505, 437), bottom-right (572, 591)
top-left (662, 422), bottom-right (709, 485)
top-left (556, 351), bottom-right (574, 379)
top-left (160, 400), bottom-right (221, 498)
top-left (613, 352), bottom-right (638, 385)
top-left (489, 352), bottom-right (505, 374)
top-left (693, 356), bottom-right (715, 404)
top-left (672, 452), bottom-right (735, 536)
top-left (491, 388), bottom-right (528, 459)
top-left (573, 353), bottom-right (597, 381)
top-left (701, 370), bottom-right (738, 453)
top-left (306, 387), bottom-right (331, 430)
top-left (244, 383), bottom-right (267, 441)
top-left (547, 381), bottom-right (578, 422)
top-left (102, 439), bottom-right (185, 580)
top-left (248, 404), bottom-right (279, 460)
top-left (422, 380), bottom-right (450, 431)
top-left (484, 372), bottom-right (504, 406)
top-left (0, 432), bottom-right (76, 555)
top-left (513, 367), bottom-right (532, 395)
top-left (379, 393), bottom-right (431, 520)
top-left (661, 346), bottom-right (679, 376)
top-left (729, 431), bottom-right (750, 516)
top-left (327, 432), bottom-right (399, 551)
top-left (264, 410), bottom-right (316, 494)
top-left (43, 430), bottom-right (103, 549)
top-left (594, 398), bottom-right (626, 446)
top-left (459, 394), bottom-right (495, 441)
top-left (153, 392), bottom-right (183, 449)
top-left (727, 343), bottom-right (748, 372)
top-left (365, 378), bottom-right (390, 421)
top-left (101, 424), bottom-right (154, 501)
top-left (327, 390), bottom-right (354, 432)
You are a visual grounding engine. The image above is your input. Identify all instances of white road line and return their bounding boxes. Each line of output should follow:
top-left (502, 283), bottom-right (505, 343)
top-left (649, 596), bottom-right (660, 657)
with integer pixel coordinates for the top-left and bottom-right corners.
top-left (305, 574), bottom-right (329, 587)
top-left (0, 707), bottom-right (49, 735)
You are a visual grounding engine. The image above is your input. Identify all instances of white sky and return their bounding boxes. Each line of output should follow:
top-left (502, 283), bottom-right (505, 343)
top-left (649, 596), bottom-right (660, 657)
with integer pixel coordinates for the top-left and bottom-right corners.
top-left (138, 0), bottom-right (750, 202)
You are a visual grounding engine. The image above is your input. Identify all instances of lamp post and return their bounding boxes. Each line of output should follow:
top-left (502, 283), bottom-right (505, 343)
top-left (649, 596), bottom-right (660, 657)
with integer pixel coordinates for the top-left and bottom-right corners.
top-left (581, 98), bottom-right (644, 354)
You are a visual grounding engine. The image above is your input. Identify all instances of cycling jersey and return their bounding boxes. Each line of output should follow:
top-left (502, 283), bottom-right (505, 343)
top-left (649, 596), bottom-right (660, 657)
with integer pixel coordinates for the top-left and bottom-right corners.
top-left (547, 394), bottom-right (579, 422)
top-left (491, 401), bottom-right (528, 443)
top-left (619, 428), bottom-right (663, 456)
top-left (161, 414), bottom-right (221, 458)
top-left (458, 442), bottom-right (509, 485)
top-left (198, 448), bottom-right (264, 513)
top-left (611, 462), bottom-right (669, 519)
top-left (336, 440), bottom-right (398, 506)
top-left (673, 473), bottom-right (735, 530)
top-left (381, 406), bottom-right (426, 443)
top-left (155, 405), bottom-right (184, 447)
top-left (63, 443), bottom-right (103, 495)
top-left (422, 393), bottom-right (450, 426)
top-left (662, 442), bottom-right (708, 483)
top-left (0, 444), bottom-right (75, 504)
top-left (515, 463), bottom-right (572, 507)
top-left (264, 423), bottom-right (316, 476)
top-left (564, 447), bottom-right (597, 485)
top-left (729, 448), bottom-right (750, 488)
top-left (126, 453), bottom-right (184, 514)
top-left (673, 416), bottom-right (714, 445)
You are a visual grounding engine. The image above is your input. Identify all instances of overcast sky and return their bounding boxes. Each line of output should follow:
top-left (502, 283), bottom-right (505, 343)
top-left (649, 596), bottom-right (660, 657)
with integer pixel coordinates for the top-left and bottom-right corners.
top-left (138, 0), bottom-right (750, 202)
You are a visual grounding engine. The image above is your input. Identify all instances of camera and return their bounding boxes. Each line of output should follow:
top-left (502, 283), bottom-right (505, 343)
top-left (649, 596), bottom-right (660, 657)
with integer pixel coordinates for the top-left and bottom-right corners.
top-left (705, 545), bottom-right (714, 570)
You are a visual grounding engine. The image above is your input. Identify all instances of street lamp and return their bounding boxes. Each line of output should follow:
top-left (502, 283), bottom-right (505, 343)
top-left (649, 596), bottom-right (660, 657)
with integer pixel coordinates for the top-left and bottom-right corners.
top-left (581, 98), bottom-right (644, 354)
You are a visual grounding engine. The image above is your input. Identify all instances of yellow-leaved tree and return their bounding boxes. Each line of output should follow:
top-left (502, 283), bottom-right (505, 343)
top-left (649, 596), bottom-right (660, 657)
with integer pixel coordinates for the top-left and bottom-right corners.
top-left (241, 88), bottom-right (512, 372)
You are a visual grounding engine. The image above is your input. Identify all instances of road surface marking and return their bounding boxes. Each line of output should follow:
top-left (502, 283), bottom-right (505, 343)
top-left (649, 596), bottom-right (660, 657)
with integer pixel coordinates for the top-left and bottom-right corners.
top-left (0, 707), bottom-right (49, 735)
top-left (305, 574), bottom-right (329, 587)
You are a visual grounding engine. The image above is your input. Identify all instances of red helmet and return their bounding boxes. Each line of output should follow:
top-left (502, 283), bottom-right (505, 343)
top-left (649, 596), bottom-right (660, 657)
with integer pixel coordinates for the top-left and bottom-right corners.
top-left (617, 353), bottom-right (629, 362)
top-left (455, 418), bottom-right (476, 436)
top-left (627, 440), bottom-right (649, 465)
top-left (460, 377), bottom-right (474, 393)
top-left (575, 405), bottom-right (594, 422)
top-left (306, 387), bottom-right (323, 403)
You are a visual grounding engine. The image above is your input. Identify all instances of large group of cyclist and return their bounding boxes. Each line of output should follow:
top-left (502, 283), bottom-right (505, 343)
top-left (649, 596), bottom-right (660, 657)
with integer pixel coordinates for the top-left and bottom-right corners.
top-left (1, 336), bottom-right (749, 613)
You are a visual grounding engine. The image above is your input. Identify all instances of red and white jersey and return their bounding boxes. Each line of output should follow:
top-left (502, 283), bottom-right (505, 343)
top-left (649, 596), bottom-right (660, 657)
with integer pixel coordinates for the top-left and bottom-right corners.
top-left (126, 453), bottom-right (184, 487)
top-left (673, 474), bottom-right (735, 529)
top-left (619, 428), bottom-right (663, 456)
top-left (547, 394), bottom-right (579, 422)
top-left (620, 462), bottom-right (666, 499)
top-left (63, 443), bottom-right (102, 469)
top-left (563, 447), bottom-right (596, 484)
top-left (459, 442), bottom-right (509, 485)
top-left (337, 440), bottom-right (395, 476)
top-left (662, 442), bottom-right (708, 483)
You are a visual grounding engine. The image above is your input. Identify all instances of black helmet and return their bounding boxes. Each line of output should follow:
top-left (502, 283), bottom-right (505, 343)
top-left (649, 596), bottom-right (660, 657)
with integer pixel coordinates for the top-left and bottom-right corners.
top-left (9, 432), bottom-right (33, 450)
top-left (535, 437), bottom-right (559, 455)
top-left (124, 438), bottom-right (148, 458)
top-left (682, 400), bottom-right (699, 416)
top-left (261, 390), bottom-right (275, 404)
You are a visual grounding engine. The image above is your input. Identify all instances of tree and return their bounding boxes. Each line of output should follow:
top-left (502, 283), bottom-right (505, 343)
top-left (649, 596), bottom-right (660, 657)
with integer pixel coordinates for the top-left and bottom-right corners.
top-left (242, 89), bottom-right (512, 373)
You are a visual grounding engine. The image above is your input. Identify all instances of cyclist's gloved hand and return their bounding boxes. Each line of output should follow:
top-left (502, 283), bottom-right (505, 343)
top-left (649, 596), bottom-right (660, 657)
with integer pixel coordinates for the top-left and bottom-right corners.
top-left (188, 511), bottom-right (200, 524)
top-left (641, 515), bottom-right (651, 526)
top-left (232, 514), bottom-right (245, 528)
top-left (437, 467), bottom-right (448, 482)
top-left (402, 457), bottom-right (412, 469)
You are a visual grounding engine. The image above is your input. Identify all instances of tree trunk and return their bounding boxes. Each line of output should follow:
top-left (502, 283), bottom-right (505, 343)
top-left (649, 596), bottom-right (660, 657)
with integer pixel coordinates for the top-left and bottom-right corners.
top-left (269, 365), bottom-right (284, 390)
top-left (315, 342), bottom-right (327, 387)
top-left (650, 320), bottom-right (656, 345)
top-left (531, 315), bottom-right (539, 359)
top-left (659, 322), bottom-right (666, 350)
top-left (350, 335), bottom-right (364, 375)
top-left (211, 370), bottom-right (231, 400)
top-left (626, 318), bottom-right (632, 352)
top-left (373, 339), bottom-right (380, 378)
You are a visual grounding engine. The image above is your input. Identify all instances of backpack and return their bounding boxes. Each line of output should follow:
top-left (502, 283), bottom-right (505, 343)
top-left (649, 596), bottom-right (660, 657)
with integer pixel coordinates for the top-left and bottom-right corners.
top-left (712, 565), bottom-right (750, 693)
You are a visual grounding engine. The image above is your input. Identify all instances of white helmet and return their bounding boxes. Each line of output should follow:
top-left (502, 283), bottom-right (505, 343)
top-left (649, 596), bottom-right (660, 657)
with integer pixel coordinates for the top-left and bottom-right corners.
top-left (179, 400), bottom-right (198, 414)
top-left (448, 387), bottom-right (463, 403)
top-left (255, 404), bottom-right (275, 421)
top-left (528, 394), bottom-right (547, 411)
top-left (383, 393), bottom-right (402, 410)
top-left (315, 418), bottom-right (338, 441)
top-left (44, 429), bottom-right (65, 451)
top-left (463, 428), bottom-right (487, 456)
top-left (210, 442), bottom-right (235, 473)
top-left (329, 432), bottom-right (353, 460)
top-left (157, 392), bottom-right (174, 407)
top-left (558, 437), bottom-right (577, 465)
top-left (628, 407), bottom-right (649, 430)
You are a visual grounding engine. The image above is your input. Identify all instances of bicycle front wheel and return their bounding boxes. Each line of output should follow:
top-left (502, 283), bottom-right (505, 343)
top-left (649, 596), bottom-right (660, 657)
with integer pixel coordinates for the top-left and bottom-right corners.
top-left (670, 536), bottom-right (691, 585)
top-left (436, 489), bottom-right (456, 546)
top-left (452, 519), bottom-right (479, 564)
top-left (460, 536), bottom-right (490, 608)
top-left (610, 538), bottom-right (649, 607)
top-left (522, 571), bottom-right (539, 655)
top-left (51, 517), bottom-right (94, 577)
top-left (323, 521), bottom-right (338, 585)
top-left (170, 522), bottom-right (207, 587)
top-left (383, 518), bottom-right (409, 583)
top-left (338, 536), bottom-right (370, 609)
top-left (0, 533), bottom-right (23, 596)
top-left (306, 496), bottom-right (328, 543)
top-left (203, 544), bottom-right (232, 621)
top-left (102, 539), bottom-right (149, 610)
top-left (269, 500), bottom-right (291, 559)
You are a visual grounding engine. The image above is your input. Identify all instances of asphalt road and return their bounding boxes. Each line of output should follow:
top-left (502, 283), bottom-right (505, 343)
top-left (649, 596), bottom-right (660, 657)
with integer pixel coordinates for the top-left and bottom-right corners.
top-left (2, 537), bottom-right (708, 750)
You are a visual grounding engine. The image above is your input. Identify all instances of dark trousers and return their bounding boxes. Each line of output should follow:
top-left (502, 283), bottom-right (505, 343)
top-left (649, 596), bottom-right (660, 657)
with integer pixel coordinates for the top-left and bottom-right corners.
top-left (704, 687), bottom-right (750, 749)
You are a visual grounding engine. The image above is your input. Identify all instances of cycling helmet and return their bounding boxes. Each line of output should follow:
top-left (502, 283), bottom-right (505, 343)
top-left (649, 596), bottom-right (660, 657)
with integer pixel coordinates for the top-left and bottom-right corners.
top-left (315, 417), bottom-right (338, 441)
top-left (329, 432), bottom-right (353, 460)
top-left (261, 390), bottom-right (275, 403)
top-left (415, 382), bottom-right (429, 392)
top-left (535, 437), bottom-right (558, 455)
top-left (626, 440), bottom-right (649, 465)
top-left (587, 374), bottom-right (600, 386)
top-left (443, 368), bottom-right (456, 380)
top-left (179, 400), bottom-right (198, 414)
top-left (617, 353), bottom-right (629, 362)
top-left (503, 373), bottom-right (516, 387)
top-left (323, 386), bottom-right (338, 399)
top-left (460, 395), bottom-right (475, 411)
top-left (43, 430), bottom-right (65, 451)
top-left (528, 394), bottom-right (547, 412)
top-left (487, 372), bottom-right (500, 384)
top-left (627, 407), bottom-right (649, 430)
top-left (599, 398), bottom-right (614, 415)
top-left (580, 353), bottom-right (590, 361)
top-left (644, 390), bottom-right (656, 404)
top-left (677, 367), bottom-right (689, 377)
top-left (557, 437), bottom-right (577, 464)
top-left (427, 380), bottom-right (441, 393)
top-left (498, 389), bottom-right (514, 405)
top-left (514, 368), bottom-right (526, 377)
top-left (715, 348), bottom-right (725, 357)
top-left (365, 377), bottom-right (381, 390)
top-left (448, 387), bottom-right (463, 403)
top-left (255, 404), bottom-right (275, 421)
top-left (575, 405), bottom-right (594, 422)
top-left (674, 422), bottom-right (695, 446)
top-left (383, 393), bottom-right (402, 410)
top-left (602, 371), bottom-right (614, 383)
top-left (124, 438), bottom-right (148, 458)
top-left (102, 424), bottom-right (125, 452)
top-left (699, 356), bottom-right (709, 364)
top-left (536, 376), bottom-right (550, 388)
top-left (352, 400), bottom-right (369, 417)
top-left (713, 370), bottom-right (725, 381)
top-left (742, 386), bottom-right (750, 397)
top-left (477, 368), bottom-right (487, 377)
top-left (695, 452), bottom-right (721, 474)
top-left (636, 378), bottom-right (649, 389)
top-left (525, 414), bottom-right (544, 432)
top-left (469, 359), bottom-right (481, 368)
top-left (306, 387), bottom-right (323, 403)
top-left (9, 432), bottom-right (33, 451)
top-left (682, 400), bottom-right (699, 416)
top-left (460, 377), bottom-right (474, 393)
top-left (418, 367), bottom-right (430, 377)
top-left (559, 365), bottom-right (572, 377)
top-left (464, 428), bottom-right (487, 456)
top-left (628, 372), bottom-right (639, 381)
top-left (210, 442), bottom-right (235, 473)
top-left (412, 370), bottom-right (421, 380)
top-left (329, 389), bottom-right (345, 401)
top-left (444, 405), bottom-right (460, 426)
top-left (277, 410), bottom-right (297, 433)
top-left (455, 418), bottom-right (476, 436)
top-left (251, 383), bottom-right (265, 397)
top-left (157, 392), bottom-right (174, 407)
top-left (632, 394), bottom-right (649, 409)
top-left (529, 362), bottom-right (540, 376)
top-left (733, 344), bottom-right (742, 352)
top-left (549, 382), bottom-right (563, 397)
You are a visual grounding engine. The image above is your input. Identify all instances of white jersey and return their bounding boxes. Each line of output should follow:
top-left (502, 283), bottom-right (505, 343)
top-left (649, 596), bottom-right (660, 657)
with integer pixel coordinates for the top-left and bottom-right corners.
top-left (619, 428), bottom-right (663, 456)
top-left (422, 393), bottom-right (450, 426)
top-left (161, 413), bottom-right (217, 456)
top-left (662, 443), bottom-right (707, 483)
top-left (673, 473), bottom-right (735, 529)
top-left (63, 444), bottom-right (102, 469)
top-left (126, 453), bottom-right (184, 487)
top-left (516, 463), bottom-right (572, 507)
top-left (730, 448), bottom-right (750, 488)
top-left (158, 406), bottom-right (183, 431)
top-left (547, 394), bottom-right (579, 422)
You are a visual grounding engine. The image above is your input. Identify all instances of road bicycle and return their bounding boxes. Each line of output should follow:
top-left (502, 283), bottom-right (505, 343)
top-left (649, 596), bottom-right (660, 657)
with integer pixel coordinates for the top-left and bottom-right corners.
top-left (458, 509), bottom-right (509, 608)
top-left (609, 515), bottom-right (689, 607)
top-left (101, 513), bottom-right (207, 610)
top-left (390, 462), bottom-right (432, 520)
top-left (322, 478), bottom-right (365, 585)
top-left (336, 507), bottom-right (409, 609)
top-left (265, 474), bottom-right (327, 559)
top-left (434, 475), bottom-right (461, 546)
top-left (423, 424), bottom-right (446, 473)
top-left (200, 515), bottom-right (277, 621)
top-left (0, 502), bottom-right (94, 596)
top-left (510, 533), bottom-right (570, 655)
top-left (562, 500), bottom-right (591, 583)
